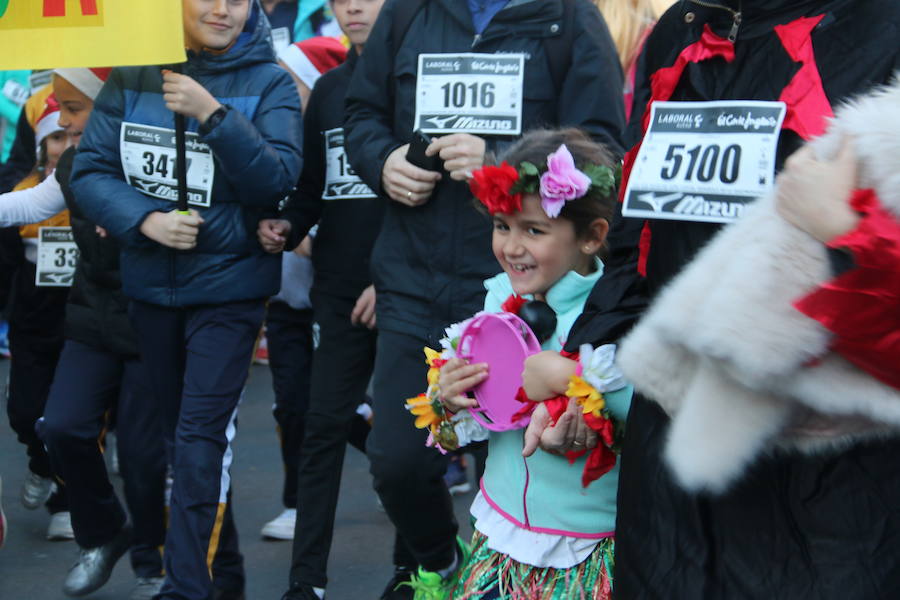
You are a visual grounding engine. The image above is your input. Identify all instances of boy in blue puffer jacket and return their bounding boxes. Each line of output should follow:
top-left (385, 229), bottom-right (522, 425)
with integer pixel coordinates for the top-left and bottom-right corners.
top-left (70, 1), bottom-right (303, 598)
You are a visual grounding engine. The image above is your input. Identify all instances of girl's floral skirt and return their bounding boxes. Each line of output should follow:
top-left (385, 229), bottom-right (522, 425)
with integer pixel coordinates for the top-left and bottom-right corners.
top-left (451, 531), bottom-right (614, 600)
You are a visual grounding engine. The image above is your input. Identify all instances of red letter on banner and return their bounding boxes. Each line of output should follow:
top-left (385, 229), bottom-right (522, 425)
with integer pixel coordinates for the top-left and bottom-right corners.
top-left (43, 0), bottom-right (99, 16)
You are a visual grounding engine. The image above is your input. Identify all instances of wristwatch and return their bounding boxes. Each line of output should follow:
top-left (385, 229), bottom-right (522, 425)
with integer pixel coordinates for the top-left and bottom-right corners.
top-left (200, 105), bottom-right (229, 135)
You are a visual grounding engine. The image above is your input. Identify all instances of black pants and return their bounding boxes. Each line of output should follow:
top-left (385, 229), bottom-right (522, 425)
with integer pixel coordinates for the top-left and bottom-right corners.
top-left (267, 301), bottom-right (314, 509)
top-left (6, 260), bottom-right (68, 513)
top-left (367, 328), bottom-right (457, 572)
top-left (289, 291), bottom-right (412, 589)
top-left (40, 339), bottom-right (166, 577)
top-left (129, 299), bottom-right (263, 600)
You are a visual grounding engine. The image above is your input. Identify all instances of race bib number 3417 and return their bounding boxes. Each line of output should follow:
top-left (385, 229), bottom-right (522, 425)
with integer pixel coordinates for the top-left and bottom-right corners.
top-left (414, 53), bottom-right (524, 135)
top-left (623, 101), bottom-right (787, 224)
top-left (120, 123), bottom-right (215, 207)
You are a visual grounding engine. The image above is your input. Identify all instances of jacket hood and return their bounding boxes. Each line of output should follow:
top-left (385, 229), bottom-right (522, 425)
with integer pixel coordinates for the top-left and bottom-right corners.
top-left (187, 0), bottom-right (276, 74)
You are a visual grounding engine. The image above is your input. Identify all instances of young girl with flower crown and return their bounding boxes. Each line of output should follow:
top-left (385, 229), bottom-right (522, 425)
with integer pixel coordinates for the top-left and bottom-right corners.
top-left (404, 128), bottom-right (632, 600)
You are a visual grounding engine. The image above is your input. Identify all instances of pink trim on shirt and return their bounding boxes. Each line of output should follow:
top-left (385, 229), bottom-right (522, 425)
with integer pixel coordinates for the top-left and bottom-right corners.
top-left (479, 480), bottom-right (614, 540)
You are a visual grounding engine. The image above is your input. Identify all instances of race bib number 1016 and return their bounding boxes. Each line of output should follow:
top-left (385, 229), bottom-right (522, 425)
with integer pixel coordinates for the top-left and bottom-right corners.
top-left (120, 122), bottom-right (215, 208)
top-left (414, 53), bottom-right (524, 135)
top-left (623, 101), bottom-right (787, 224)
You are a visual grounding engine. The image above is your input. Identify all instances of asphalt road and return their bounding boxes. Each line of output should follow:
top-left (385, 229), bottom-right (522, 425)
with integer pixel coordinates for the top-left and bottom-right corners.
top-left (0, 361), bottom-right (475, 600)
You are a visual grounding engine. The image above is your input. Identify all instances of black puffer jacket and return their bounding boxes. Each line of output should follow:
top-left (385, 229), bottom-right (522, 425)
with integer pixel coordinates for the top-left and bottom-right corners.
top-left (57, 147), bottom-right (138, 357)
top-left (566, 1), bottom-right (900, 597)
top-left (344, 0), bottom-right (625, 340)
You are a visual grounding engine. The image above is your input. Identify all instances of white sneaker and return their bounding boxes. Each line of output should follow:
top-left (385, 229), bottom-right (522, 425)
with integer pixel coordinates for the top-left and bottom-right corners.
top-left (261, 508), bottom-right (296, 540)
top-left (47, 511), bottom-right (75, 541)
top-left (21, 471), bottom-right (53, 510)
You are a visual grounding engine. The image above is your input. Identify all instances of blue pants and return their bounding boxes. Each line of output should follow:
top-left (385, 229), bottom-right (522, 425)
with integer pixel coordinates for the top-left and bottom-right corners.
top-left (41, 339), bottom-right (166, 577)
top-left (129, 299), bottom-right (264, 600)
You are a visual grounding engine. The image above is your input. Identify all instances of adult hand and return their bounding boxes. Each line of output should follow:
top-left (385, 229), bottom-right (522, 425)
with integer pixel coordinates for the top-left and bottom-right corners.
top-left (776, 141), bottom-right (860, 242)
top-left (521, 351), bottom-right (578, 401)
top-left (257, 219), bottom-right (291, 253)
top-left (438, 357), bottom-right (487, 413)
top-left (426, 133), bottom-right (486, 181)
top-left (140, 209), bottom-right (204, 250)
top-left (522, 399), bottom-right (598, 457)
top-left (161, 69), bottom-right (222, 123)
top-left (351, 284), bottom-right (377, 329)
top-left (381, 144), bottom-right (441, 207)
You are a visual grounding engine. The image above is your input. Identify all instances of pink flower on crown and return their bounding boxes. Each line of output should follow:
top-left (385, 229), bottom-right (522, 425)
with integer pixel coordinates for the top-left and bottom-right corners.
top-left (539, 144), bottom-right (591, 218)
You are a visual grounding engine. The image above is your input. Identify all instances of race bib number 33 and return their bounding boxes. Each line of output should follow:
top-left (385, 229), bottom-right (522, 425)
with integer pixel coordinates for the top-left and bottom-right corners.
top-left (120, 122), bottom-right (215, 208)
top-left (414, 53), bottom-right (524, 135)
top-left (623, 101), bottom-right (787, 223)
top-left (36, 227), bottom-right (79, 287)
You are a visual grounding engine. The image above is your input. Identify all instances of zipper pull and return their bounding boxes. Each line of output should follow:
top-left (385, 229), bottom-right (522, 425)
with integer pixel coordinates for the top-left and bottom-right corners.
top-left (472, 33), bottom-right (481, 48)
top-left (728, 11), bottom-right (742, 42)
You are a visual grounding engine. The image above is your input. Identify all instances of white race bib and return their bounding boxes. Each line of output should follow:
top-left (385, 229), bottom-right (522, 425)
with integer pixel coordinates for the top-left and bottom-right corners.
top-left (35, 227), bottom-right (78, 287)
top-left (271, 27), bottom-right (291, 52)
top-left (323, 128), bottom-right (376, 200)
top-left (120, 122), bottom-right (215, 208)
top-left (623, 101), bottom-right (787, 224)
top-left (414, 53), bottom-right (524, 135)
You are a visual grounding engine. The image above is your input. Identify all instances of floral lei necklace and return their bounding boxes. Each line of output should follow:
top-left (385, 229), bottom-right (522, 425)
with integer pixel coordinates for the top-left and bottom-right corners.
top-left (469, 143), bottom-right (621, 218)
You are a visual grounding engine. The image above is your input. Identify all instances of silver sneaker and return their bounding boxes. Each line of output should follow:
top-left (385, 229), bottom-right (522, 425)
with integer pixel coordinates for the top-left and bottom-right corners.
top-left (21, 471), bottom-right (53, 509)
top-left (47, 511), bottom-right (75, 541)
top-left (130, 576), bottom-right (164, 600)
top-left (63, 523), bottom-right (131, 597)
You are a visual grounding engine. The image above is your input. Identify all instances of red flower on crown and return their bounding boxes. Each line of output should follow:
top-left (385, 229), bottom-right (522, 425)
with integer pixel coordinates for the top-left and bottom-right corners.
top-left (469, 161), bottom-right (522, 215)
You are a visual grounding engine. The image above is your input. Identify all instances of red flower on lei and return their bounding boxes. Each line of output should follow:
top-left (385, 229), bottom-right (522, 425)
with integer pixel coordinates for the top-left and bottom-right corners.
top-left (469, 161), bottom-right (522, 215)
top-left (501, 294), bottom-right (528, 315)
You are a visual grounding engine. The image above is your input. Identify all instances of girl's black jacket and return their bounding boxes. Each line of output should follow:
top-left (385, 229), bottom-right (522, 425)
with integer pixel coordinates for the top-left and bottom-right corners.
top-left (566, 0), bottom-right (900, 597)
top-left (280, 49), bottom-right (384, 302)
top-left (57, 147), bottom-right (138, 357)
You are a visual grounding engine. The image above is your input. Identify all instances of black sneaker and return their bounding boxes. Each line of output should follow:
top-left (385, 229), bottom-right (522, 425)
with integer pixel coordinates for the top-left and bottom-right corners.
top-left (380, 566), bottom-right (415, 600)
top-left (282, 583), bottom-right (322, 600)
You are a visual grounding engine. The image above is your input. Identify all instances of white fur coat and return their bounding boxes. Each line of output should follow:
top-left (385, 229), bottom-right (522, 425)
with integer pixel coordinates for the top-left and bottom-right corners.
top-left (617, 78), bottom-right (900, 494)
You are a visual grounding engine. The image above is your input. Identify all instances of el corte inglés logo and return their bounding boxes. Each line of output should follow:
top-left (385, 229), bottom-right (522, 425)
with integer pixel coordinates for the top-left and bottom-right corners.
top-left (0, 0), bottom-right (104, 30)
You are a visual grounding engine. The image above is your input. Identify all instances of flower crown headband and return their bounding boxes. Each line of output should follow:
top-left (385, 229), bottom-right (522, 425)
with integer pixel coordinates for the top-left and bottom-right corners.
top-left (469, 144), bottom-right (621, 218)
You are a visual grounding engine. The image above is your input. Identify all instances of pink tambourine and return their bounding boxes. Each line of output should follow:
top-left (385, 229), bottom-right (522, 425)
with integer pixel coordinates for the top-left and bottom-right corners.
top-left (457, 312), bottom-right (542, 431)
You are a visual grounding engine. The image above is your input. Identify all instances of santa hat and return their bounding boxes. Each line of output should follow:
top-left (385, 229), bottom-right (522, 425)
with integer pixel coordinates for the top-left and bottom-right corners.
top-left (34, 94), bottom-right (63, 148)
top-left (277, 37), bottom-right (347, 89)
top-left (52, 67), bottom-right (113, 100)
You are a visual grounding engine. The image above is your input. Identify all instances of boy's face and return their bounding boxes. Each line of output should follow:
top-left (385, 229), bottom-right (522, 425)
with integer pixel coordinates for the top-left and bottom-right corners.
top-left (183, 0), bottom-right (251, 53)
top-left (331, 0), bottom-right (385, 48)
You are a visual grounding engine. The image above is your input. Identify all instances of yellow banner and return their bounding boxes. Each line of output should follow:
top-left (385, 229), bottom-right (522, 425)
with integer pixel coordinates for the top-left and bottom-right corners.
top-left (0, 0), bottom-right (185, 69)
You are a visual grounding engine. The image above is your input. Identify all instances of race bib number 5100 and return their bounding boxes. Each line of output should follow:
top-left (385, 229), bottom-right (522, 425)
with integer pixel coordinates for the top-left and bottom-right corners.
top-left (120, 122), bottom-right (215, 207)
top-left (414, 53), bottom-right (524, 135)
top-left (623, 101), bottom-right (787, 224)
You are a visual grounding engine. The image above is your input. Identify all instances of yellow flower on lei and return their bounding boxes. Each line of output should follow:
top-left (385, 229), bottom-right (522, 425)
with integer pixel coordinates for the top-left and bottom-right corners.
top-left (424, 347), bottom-right (443, 386)
top-left (406, 393), bottom-right (442, 433)
top-left (567, 375), bottom-right (606, 418)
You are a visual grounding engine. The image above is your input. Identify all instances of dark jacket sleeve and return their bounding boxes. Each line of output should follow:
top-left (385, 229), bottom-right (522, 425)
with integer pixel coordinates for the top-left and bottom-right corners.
top-left (343, 0), bottom-right (403, 193)
top-left (0, 109), bottom-right (36, 193)
top-left (70, 69), bottom-right (162, 249)
top-left (559, 0), bottom-right (626, 156)
top-left (281, 82), bottom-right (326, 250)
top-left (201, 67), bottom-right (303, 207)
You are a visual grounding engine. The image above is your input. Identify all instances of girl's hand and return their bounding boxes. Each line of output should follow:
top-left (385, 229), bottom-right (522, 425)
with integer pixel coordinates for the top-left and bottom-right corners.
top-left (522, 399), bottom-right (598, 457)
top-left (161, 69), bottom-right (222, 123)
top-left (438, 357), bottom-right (487, 413)
top-left (522, 351), bottom-right (578, 401)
